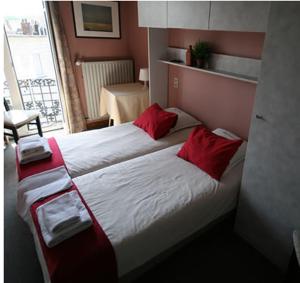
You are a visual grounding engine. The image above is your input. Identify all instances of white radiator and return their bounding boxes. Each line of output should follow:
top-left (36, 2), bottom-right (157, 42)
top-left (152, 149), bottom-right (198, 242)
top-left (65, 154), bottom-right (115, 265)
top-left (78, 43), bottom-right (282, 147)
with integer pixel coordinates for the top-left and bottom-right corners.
top-left (82, 59), bottom-right (134, 120)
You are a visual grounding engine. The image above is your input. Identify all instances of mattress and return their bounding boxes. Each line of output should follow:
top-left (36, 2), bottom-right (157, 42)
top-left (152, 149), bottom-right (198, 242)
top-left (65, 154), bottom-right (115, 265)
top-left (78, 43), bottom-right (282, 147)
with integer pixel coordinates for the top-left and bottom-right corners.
top-left (32, 144), bottom-right (243, 281)
top-left (56, 122), bottom-right (194, 178)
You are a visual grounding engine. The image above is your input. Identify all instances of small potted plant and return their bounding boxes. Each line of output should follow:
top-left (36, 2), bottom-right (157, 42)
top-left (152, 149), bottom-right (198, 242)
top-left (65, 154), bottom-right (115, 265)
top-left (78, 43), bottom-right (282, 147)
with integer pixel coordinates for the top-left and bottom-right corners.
top-left (192, 41), bottom-right (212, 68)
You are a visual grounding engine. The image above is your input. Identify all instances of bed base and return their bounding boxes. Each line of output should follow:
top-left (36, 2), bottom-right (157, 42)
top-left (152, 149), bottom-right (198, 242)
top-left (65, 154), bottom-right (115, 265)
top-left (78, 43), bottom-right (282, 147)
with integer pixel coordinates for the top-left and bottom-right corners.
top-left (119, 209), bottom-right (236, 283)
top-left (31, 207), bottom-right (236, 283)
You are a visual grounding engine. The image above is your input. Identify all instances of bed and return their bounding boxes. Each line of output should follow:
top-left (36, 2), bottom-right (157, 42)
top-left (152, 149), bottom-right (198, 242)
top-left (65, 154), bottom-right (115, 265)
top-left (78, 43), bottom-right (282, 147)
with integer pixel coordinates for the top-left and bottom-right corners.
top-left (51, 108), bottom-right (200, 178)
top-left (29, 142), bottom-right (244, 282)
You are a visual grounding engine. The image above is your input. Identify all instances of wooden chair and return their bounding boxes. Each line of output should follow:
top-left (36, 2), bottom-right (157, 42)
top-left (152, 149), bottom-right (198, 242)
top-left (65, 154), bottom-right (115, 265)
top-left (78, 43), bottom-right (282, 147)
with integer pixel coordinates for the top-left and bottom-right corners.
top-left (4, 99), bottom-right (43, 143)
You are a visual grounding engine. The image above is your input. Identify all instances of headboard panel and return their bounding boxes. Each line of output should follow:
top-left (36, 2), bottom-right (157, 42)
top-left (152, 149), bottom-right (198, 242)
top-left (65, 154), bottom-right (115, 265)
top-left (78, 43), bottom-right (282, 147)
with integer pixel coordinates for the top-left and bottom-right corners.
top-left (168, 65), bottom-right (256, 140)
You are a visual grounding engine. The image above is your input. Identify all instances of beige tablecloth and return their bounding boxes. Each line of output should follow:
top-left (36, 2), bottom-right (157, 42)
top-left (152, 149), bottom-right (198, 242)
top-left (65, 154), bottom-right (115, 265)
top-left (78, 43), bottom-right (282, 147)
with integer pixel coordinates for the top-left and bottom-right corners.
top-left (100, 83), bottom-right (149, 125)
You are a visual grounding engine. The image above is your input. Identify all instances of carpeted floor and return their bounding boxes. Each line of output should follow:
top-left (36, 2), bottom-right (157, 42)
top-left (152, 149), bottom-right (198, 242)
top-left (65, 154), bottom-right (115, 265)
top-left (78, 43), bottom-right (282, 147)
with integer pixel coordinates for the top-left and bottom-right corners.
top-left (4, 142), bottom-right (283, 283)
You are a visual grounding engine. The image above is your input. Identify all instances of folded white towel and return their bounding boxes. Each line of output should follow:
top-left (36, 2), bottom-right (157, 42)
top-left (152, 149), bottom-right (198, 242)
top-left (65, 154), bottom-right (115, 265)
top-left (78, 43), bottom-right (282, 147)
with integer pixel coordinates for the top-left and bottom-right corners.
top-left (37, 191), bottom-right (92, 248)
top-left (19, 135), bottom-right (43, 144)
top-left (42, 192), bottom-right (80, 233)
top-left (17, 166), bottom-right (72, 222)
top-left (18, 135), bottom-right (44, 155)
top-left (21, 141), bottom-right (44, 156)
top-left (18, 137), bottom-right (52, 165)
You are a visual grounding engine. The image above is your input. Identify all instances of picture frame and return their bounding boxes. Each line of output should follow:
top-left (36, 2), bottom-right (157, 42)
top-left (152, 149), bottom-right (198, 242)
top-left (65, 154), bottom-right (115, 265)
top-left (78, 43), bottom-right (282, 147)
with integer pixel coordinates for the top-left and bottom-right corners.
top-left (72, 1), bottom-right (120, 39)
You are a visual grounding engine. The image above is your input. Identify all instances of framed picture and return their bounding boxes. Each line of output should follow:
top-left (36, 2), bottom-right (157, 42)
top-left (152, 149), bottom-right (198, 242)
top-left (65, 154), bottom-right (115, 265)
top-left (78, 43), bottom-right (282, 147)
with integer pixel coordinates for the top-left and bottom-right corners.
top-left (72, 1), bottom-right (120, 39)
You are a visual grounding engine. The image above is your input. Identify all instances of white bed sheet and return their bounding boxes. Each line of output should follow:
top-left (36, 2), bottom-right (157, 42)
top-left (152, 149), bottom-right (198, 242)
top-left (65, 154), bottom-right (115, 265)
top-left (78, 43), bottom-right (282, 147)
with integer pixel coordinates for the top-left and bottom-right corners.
top-left (30, 144), bottom-right (243, 282)
top-left (74, 144), bottom-right (243, 277)
top-left (56, 122), bottom-right (194, 178)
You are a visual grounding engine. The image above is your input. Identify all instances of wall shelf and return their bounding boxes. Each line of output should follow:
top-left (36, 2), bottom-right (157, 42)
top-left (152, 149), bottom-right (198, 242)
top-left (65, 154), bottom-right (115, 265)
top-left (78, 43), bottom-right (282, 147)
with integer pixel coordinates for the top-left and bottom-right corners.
top-left (158, 59), bottom-right (258, 84)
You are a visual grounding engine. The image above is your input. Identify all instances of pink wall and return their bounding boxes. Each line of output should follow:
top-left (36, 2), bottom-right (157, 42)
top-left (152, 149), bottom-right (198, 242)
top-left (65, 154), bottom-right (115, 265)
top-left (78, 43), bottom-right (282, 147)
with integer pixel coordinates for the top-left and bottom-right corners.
top-left (124, 2), bottom-right (149, 82)
top-left (168, 29), bottom-right (265, 139)
top-left (58, 1), bottom-right (148, 118)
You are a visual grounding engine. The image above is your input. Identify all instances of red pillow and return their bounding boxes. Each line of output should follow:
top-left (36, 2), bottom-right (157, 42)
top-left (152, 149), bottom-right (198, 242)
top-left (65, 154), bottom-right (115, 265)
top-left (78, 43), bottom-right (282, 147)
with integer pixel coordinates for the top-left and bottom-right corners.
top-left (133, 103), bottom-right (178, 140)
top-left (177, 126), bottom-right (242, 181)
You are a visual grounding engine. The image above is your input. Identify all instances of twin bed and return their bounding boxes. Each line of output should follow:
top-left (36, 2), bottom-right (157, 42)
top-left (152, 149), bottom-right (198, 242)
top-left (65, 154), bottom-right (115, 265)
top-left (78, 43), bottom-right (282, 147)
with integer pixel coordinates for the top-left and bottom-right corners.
top-left (55, 108), bottom-right (199, 178)
top-left (16, 107), bottom-right (246, 282)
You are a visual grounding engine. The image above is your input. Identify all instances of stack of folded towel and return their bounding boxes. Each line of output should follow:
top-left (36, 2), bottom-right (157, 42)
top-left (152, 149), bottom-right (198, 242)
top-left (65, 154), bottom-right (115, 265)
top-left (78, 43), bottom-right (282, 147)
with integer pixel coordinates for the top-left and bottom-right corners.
top-left (18, 135), bottom-right (52, 164)
top-left (17, 166), bottom-right (72, 222)
top-left (37, 191), bottom-right (92, 248)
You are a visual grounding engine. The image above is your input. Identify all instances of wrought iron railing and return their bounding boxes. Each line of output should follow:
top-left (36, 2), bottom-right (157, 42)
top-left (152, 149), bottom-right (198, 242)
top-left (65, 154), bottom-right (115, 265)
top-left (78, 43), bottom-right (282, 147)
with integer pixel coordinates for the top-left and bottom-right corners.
top-left (3, 81), bottom-right (13, 109)
top-left (4, 78), bottom-right (64, 131)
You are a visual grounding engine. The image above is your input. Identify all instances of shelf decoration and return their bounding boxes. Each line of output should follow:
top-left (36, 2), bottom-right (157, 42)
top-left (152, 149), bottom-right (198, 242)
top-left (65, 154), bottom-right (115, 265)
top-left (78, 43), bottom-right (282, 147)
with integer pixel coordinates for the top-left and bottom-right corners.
top-left (162, 47), bottom-right (261, 84)
top-left (192, 41), bottom-right (212, 68)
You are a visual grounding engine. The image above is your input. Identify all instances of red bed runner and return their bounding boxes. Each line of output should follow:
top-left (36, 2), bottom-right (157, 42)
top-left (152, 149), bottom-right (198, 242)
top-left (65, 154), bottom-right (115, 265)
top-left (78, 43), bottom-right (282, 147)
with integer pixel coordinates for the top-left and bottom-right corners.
top-left (16, 137), bottom-right (65, 181)
top-left (17, 137), bottom-right (118, 283)
top-left (30, 185), bottom-right (118, 283)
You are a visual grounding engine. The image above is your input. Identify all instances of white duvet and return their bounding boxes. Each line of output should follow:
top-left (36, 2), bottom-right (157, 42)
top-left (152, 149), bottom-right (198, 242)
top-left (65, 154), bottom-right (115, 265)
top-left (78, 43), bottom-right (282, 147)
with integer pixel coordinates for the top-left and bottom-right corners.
top-left (56, 123), bottom-right (194, 178)
top-left (73, 144), bottom-right (243, 277)
top-left (30, 144), bottom-right (243, 282)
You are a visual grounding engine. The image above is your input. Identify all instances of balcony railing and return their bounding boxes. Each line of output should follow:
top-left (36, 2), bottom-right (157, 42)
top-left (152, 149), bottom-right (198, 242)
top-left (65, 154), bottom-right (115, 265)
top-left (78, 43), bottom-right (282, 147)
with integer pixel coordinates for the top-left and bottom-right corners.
top-left (3, 80), bottom-right (13, 106)
top-left (4, 78), bottom-right (64, 131)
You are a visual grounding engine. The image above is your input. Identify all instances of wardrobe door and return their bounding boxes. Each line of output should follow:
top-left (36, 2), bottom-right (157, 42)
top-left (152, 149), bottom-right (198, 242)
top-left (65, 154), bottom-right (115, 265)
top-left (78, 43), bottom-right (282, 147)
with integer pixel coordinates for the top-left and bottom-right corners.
top-left (138, 1), bottom-right (167, 28)
top-left (235, 2), bottom-right (300, 270)
top-left (167, 1), bottom-right (209, 29)
top-left (209, 1), bottom-right (270, 32)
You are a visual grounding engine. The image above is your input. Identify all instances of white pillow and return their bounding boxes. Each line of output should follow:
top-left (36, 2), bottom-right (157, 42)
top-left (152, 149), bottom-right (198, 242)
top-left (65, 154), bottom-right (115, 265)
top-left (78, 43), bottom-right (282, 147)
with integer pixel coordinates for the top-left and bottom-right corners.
top-left (213, 128), bottom-right (247, 171)
top-left (166, 108), bottom-right (201, 134)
